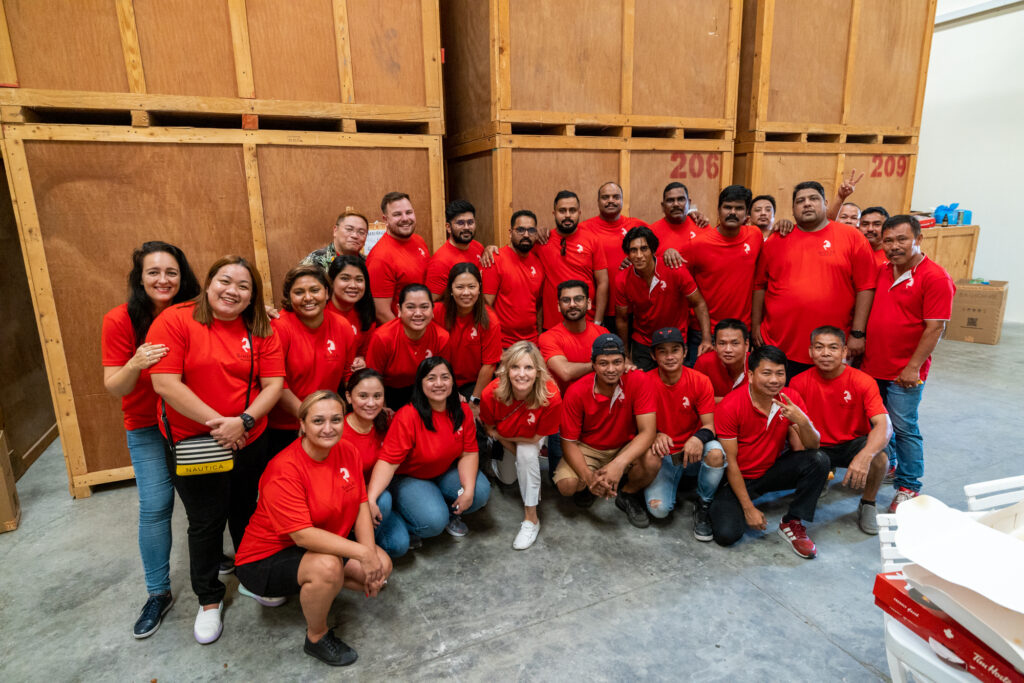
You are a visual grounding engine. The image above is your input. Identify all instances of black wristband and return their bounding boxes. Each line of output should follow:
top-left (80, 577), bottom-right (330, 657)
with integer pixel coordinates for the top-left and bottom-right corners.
top-left (849, 330), bottom-right (866, 339)
top-left (694, 428), bottom-right (715, 445)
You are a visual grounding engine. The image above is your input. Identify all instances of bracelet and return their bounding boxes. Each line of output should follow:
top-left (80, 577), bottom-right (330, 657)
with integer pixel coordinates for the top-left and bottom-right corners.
top-left (694, 428), bottom-right (715, 445)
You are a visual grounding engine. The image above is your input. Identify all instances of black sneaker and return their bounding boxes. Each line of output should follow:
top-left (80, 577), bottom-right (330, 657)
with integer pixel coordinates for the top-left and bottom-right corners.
top-left (615, 490), bottom-right (651, 528)
top-left (693, 501), bottom-right (713, 542)
top-left (572, 487), bottom-right (596, 509)
top-left (218, 555), bottom-right (235, 576)
top-left (133, 592), bottom-right (174, 640)
top-left (304, 629), bottom-right (358, 667)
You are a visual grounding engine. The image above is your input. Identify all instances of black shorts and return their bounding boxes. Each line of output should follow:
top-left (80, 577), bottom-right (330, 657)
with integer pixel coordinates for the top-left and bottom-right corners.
top-left (236, 546), bottom-right (308, 597)
top-left (819, 435), bottom-right (869, 469)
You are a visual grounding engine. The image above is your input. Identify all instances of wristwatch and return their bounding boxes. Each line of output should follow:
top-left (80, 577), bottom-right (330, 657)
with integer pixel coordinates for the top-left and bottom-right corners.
top-left (239, 412), bottom-right (256, 430)
top-left (849, 330), bottom-right (866, 340)
top-left (469, 396), bottom-right (481, 406)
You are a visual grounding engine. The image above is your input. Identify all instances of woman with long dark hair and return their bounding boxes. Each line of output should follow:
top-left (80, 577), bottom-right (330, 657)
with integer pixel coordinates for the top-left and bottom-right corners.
top-left (328, 254), bottom-right (375, 367)
top-left (366, 357), bottom-right (490, 548)
top-left (102, 241), bottom-right (200, 639)
top-left (148, 255), bottom-right (285, 645)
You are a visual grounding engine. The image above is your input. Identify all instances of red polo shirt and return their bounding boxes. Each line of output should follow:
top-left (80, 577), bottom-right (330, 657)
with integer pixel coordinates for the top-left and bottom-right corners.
top-left (536, 228), bottom-right (607, 329)
top-left (537, 321), bottom-right (606, 394)
top-left (560, 370), bottom-right (655, 451)
top-left (366, 231), bottom-right (430, 315)
top-left (479, 378), bottom-right (562, 439)
top-left (715, 387), bottom-right (808, 479)
top-left (424, 240), bottom-right (496, 296)
top-left (614, 259), bottom-right (698, 345)
top-left (647, 367), bottom-right (716, 450)
top-left (365, 318), bottom-right (450, 388)
top-left (872, 247), bottom-right (888, 268)
top-left (579, 214), bottom-right (649, 316)
top-left (101, 303), bottom-right (159, 431)
top-left (483, 245), bottom-right (545, 346)
top-left (694, 350), bottom-right (748, 399)
top-left (379, 403), bottom-right (477, 479)
top-left (862, 256), bottom-right (955, 382)
top-left (683, 224), bottom-right (762, 328)
top-left (433, 303), bottom-right (502, 386)
top-left (789, 366), bottom-right (887, 447)
top-left (650, 215), bottom-right (702, 255)
top-left (755, 221), bottom-right (877, 364)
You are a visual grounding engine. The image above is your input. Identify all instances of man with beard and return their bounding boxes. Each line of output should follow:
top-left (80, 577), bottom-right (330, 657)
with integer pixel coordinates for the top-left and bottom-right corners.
top-left (752, 181), bottom-right (876, 378)
top-left (425, 199), bottom-right (494, 300)
top-left (694, 319), bottom-right (750, 402)
top-left (537, 190), bottom-right (609, 329)
top-left (859, 206), bottom-right (890, 267)
top-left (836, 202), bottom-right (862, 228)
top-left (749, 195), bottom-right (776, 241)
top-left (366, 191), bottom-right (431, 323)
top-left (483, 210), bottom-right (545, 347)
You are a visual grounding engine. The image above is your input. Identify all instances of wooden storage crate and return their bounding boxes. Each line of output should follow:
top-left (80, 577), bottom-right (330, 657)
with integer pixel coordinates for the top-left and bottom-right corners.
top-left (0, 0), bottom-right (444, 133)
top-left (736, 0), bottom-right (937, 142)
top-left (921, 225), bottom-right (979, 283)
top-left (447, 133), bottom-right (734, 248)
top-left (732, 140), bottom-right (918, 215)
top-left (440, 0), bottom-right (742, 146)
top-left (1, 121), bottom-right (444, 498)
top-left (0, 417), bottom-right (21, 532)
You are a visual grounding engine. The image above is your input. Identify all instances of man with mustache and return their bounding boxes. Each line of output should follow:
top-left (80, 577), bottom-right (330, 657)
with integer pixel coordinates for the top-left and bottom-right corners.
top-left (859, 206), bottom-right (890, 267)
top-left (425, 200), bottom-right (495, 301)
top-left (861, 215), bottom-right (955, 513)
top-left (483, 210), bottom-right (545, 347)
top-left (536, 190), bottom-right (609, 330)
top-left (648, 182), bottom-right (709, 261)
top-left (366, 191), bottom-right (431, 323)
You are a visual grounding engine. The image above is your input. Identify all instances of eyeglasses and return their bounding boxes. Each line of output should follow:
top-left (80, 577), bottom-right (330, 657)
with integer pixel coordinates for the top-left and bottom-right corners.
top-left (513, 227), bottom-right (538, 235)
top-left (451, 219), bottom-right (475, 228)
top-left (558, 295), bottom-right (587, 305)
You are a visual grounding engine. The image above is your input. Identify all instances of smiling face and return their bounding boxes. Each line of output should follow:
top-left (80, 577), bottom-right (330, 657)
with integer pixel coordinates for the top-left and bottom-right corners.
top-left (557, 286), bottom-right (589, 322)
top-left (598, 183), bottom-right (622, 220)
top-left (141, 251), bottom-right (181, 308)
top-left (507, 353), bottom-right (538, 397)
top-left (749, 359), bottom-right (786, 398)
top-left (207, 263), bottom-right (253, 321)
top-left (450, 272), bottom-right (480, 312)
top-left (346, 377), bottom-right (385, 424)
top-left (332, 264), bottom-right (366, 305)
top-left (289, 275), bottom-right (327, 323)
top-left (627, 236), bottom-right (654, 272)
top-left (661, 187), bottom-right (690, 223)
top-left (793, 188), bottom-right (827, 226)
top-left (333, 215), bottom-right (369, 255)
top-left (593, 353), bottom-right (625, 388)
top-left (301, 398), bottom-right (345, 452)
top-left (653, 341), bottom-right (685, 374)
top-left (384, 198), bottom-right (416, 239)
top-left (809, 333), bottom-right (845, 375)
top-left (399, 290), bottom-right (433, 332)
top-left (422, 363), bottom-right (453, 405)
top-left (750, 199), bottom-right (774, 231)
top-left (447, 211), bottom-right (476, 246)
top-left (719, 199), bottom-right (749, 231)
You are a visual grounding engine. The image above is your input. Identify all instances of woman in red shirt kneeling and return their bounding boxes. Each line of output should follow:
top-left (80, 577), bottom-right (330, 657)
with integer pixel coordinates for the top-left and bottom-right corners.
top-left (236, 390), bottom-right (391, 667)
top-left (367, 357), bottom-right (491, 548)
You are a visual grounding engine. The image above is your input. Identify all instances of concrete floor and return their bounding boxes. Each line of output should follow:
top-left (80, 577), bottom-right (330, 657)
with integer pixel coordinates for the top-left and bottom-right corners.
top-left (2, 324), bottom-right (1021, 682)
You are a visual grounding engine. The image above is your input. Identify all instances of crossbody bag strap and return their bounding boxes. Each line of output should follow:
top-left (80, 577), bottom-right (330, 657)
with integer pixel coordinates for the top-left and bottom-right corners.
top-left (160, 400), bottom-right (175, 455)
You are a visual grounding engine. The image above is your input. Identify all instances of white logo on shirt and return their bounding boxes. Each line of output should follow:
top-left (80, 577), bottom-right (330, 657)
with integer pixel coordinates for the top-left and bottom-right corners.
top-left (689, 231), bottom-right (696, 239)
top-left (326, 339), bottom-right (336, 354)
top-left (576, 244), bottom-right (584, 254)
top-left (659, 280), bottom-right (667, 291)
top-left (424, 349), bottom-right (433, 358)
top-left (621, 228), bottom-right (628, 236)
top-left (241, 337), bottom-right (251, 353)
top-left (743, 243), bottom-right (751, 255)
top-left (527, 413), bottom-right (537, 425)
top-left (905, 276), bottom-right (915, 289)
top-left (418, 248), bottom-right (426, 257)
top-left (455, 425), bottom-right (463, 435)
top-left (339, 467), bottom-right (351, 481)
top-left (681, 396), bottom-right (691, 409)
top-left (470, 327), bottom-right (478, 339)
top-left (530, 266), bottom-right (537, 277)
top-left (823, 240), bottom-right (832, 251)
top-left (351, 324), bottom-right (358, 335)
top-left (843, 390), bottom-right (852, 403)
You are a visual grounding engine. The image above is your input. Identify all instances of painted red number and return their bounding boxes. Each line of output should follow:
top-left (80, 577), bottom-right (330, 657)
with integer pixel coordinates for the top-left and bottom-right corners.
top-left (670, 152), bottom-right (688, 178)
top-left (896, 156), bottom-right (908, 177)
top-left (884, 156), bottom-right (896, 177)
top-left (670, 153), bottom-right (720, 179)
top-left (706, 154), bottom-right (720, 178)
top-left (870, 154), bottom-right (884, 177)
top-left (870, 154), bottom-right (908, 178)
top-left (689, 154), bottom-right (704, 178)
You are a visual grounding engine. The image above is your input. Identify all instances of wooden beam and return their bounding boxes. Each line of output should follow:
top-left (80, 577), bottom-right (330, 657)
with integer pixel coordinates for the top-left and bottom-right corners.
top-left (420, 0), bottom-right (443, 110)
top-left (839, 0), bottom-right (862, 126)
top-left (620, 0), bottom-right (635, 117)
top-left (227, 0), bottom-right (256, 98)
top-left (75, 465), bottom-right (136, 489)
top-left (426, 134), bottom-right (447, 251)
top-left (0, 0), bottom-right (18, 87)
top-left (750, 0), bottom-right (775, 129)
top-left (618, 150), bottom-right (631, 216)
top-left (495, 145), bottom-right (513, 247)
top-left (115, 0), bottom-right (147, 94)
top-left (913, 0), bottom-right (939, 128)
top-left (12, 423), bottom-right (57, 481)
top-left (723, 0), bottom-right (743, 121)
top-left (243, 143), bottom-right (274, 303)
top-left (332, 0), bottom-right (355, 104)
top-left (495, 0), bottom-right (511, 116)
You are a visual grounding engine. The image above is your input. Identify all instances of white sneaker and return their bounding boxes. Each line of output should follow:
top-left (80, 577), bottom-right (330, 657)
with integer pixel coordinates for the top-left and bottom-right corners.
top-left (238, 583), bottom-right (286, 607)
top-left (512, 520), bottom-right (540, 550)
top-left (193, 602), bottom-right (224, 644)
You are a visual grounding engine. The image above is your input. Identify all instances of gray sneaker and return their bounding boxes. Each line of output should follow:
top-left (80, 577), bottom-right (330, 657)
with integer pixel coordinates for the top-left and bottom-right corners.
top-left (857, 501), bottom-right (879, 535)
top-left (693, 501), bottom-right (713, 542)
top-left (445, 514), bottom-right (468, 537)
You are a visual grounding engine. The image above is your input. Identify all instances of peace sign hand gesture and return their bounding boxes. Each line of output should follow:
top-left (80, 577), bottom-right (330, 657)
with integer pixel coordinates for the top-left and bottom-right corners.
top-left (837, 169), bottom-right (864, 200)
top-left (772, 392), bottom-right (809, 427)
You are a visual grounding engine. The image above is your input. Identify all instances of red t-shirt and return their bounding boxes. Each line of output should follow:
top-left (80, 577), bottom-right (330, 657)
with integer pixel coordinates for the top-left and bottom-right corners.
top-left (365, 231), bottom-right (430, 315)
top-left (862, 257), bottom-right (955, 382)
top-left (614, 259), bottom-right (698, 345)
top-left (424, 240), bottom-right (496, 296)
top-left (535, 228), bottom-right (608, 329)
top-left (328, 303), bottom-right (375, 359)
top-left (872, 247), bottom-right (888, 268)
top-left (789, 366), bottom-right (887, 447)
top-left (647, 367), bottom-right (716, 450)
top-left (693, 350), bottom-right (748, 399)
top-left (560, 370), bottom-right (655, 451)
top-left (755, 221), bottom-right (876, 364)
top-left (267, 310), bottom-right (355, 430)
top-left (483, 245), bottom-right (544, 347)
top-left (101, 303), bottom-right (159, 430)
top-left (147, 303), bottom-right (286, 443)
top-left (479, 378), bottom-right (562, 439)
top-left (537, 321), bottom-right (606, 394)
top-left (379, 403), bottom-right (477, 479)
top-left (650, 215), bottom-right (702, 255)
top-left (433, 303), bottom-right (502, 386)
top-left (341, 417), bottom-right (385, 479)
top-left (365, 318), bottom-right (450, 388)
top-left (234, 438), bottom-right (366, 565)
top-left (579, 214), bottom-right (649, 316)
top-left (715, 386), bottom-right (809, 479)
top-left (683, 224), bottom-right (762, 328)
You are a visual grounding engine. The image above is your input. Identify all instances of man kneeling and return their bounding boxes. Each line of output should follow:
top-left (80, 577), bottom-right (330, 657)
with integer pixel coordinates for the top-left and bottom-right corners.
top-left (643, 327), bottom-right (725, 541)
top-left (710, 345), bottom-right (830, 558)
top-left (555, 333), bottom-right (659, 528)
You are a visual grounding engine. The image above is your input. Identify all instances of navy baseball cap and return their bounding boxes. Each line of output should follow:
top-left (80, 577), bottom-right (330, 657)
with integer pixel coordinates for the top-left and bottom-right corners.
top-left (651, 327), bottom-right (685, 348)
top-left (591, 333), bottom-right (626, 360)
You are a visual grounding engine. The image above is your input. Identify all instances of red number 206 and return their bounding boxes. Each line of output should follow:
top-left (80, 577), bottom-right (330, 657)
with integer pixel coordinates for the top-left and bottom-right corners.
top-left (870, 155), bottom-right (908, 178)
top-left (670, 153), bottom-right (721, 179)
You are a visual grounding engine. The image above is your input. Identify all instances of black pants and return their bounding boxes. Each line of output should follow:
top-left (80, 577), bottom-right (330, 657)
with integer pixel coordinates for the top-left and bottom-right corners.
top-left (385, 384), bottom-right (414, 412)
top-left (630, 341), bottom-right (657, 372)
top-left (785, 359), bottom-right (813, 384)
top-left (685, 328), bottom-right (701, 368)
top-left (266, 427), bottom-right (298, 458)
top-left (709, 449), bottom-right (830, 547)
top-left (166, 431), bottom-right (271, 605)
top-left (819, 436), bottom-right (869, 470)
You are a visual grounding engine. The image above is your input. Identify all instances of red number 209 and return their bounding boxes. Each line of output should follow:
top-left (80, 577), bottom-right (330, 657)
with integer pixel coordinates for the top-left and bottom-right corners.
top-left (869, 155), bottom-right (908, 178)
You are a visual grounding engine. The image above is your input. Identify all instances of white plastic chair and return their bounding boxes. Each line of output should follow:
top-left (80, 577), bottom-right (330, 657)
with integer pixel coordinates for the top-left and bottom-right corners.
top-left (964, 474), bottom-right (1024, 512)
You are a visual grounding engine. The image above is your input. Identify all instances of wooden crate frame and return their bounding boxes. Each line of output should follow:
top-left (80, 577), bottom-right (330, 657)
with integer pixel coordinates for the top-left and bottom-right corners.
top-left (447, 133), bottom-right (734, 249)
top-left (736, 0), bottom-right (937, 142)
top-left (0, 0), bottom-right (444, 134)
top-left (1, 121), bottom-right (445, 498)
top-left (920, 225), bottom-right (979, 283)
top-left (440, 0), bottom-right (742, 147)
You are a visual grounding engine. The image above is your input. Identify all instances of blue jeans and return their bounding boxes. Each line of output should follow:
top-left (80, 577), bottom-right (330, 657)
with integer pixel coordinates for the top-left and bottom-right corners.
top-left (644, 440), bottom-right (726, 518)
top-left (878, 380), bottom-right (926, 492)
top-left (126, 426), bottom-right (174, 595)
top-left (386, 467), bottom-right (490, 547)
top-left (373, 489), bottom-right (412, 558)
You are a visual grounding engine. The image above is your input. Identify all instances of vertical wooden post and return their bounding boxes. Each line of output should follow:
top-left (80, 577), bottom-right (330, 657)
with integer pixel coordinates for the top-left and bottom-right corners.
top-left (115, 0), bottom-right (147, 94)
top-left (332, 0), bottom-right (355, 104)
top-left (243, 143), bottom-right (273, 303)
top-left (426, 134), bottom-right (447, 251)
top-left (750, 0), bottom-right (775, 131)
top-left (913, 0), bottom-right (939, 129)
top-left (620, 0), bottom-right (635, 119)
top-left (834, 152), bottom-right (847, 201)
top-left (420, 0), bottom-right (442, 109)
top-left (839, 0), bottom-right (862, 126)
top-left (494, 0), bottom-right (511, 121)
top-left (227, 0), bottom-right (256, 99)
top-left (494, 143), bottom-right (513, 249)
top-left (0, 0), bottom-right (19, 87)
top-left (723, 0), bottom-right (743, 123)
top-left (618, 149), bottom-right (631, 216)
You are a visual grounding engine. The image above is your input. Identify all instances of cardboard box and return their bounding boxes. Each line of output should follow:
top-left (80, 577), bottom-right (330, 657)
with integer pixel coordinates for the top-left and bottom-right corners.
top-left (946, 280), bottom-right (1009, 345)
top-left (874, 572), bottom-right (1024, 683)
top-left (0, 428), bottom-right (21, 533)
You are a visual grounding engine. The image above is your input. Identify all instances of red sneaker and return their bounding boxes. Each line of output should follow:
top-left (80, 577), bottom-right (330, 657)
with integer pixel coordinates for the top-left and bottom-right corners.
top-left (883, 464), bottom-right (896, 484)
top-left (777, 519), bottom-right (817, 559)
top-left (887, 487), bottom-right (920, 513)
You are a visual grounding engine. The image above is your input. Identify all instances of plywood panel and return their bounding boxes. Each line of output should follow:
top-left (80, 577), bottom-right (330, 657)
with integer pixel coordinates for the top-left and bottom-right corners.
top-left (440, 0), bottom-right (491, 136)
top-left (842, 151), bottom-right (914, 213)
top-left (348, 0), bottom-right (428, 106)
top-left (511, 149), bottom-right (620, 230)
top-left (920, 226), bottom-right (977, 282)
top-left (258, 146), bottom-right (434, 295)
top-left (246, 0), bottom-right (342, 102)
top-left (133, 0), bottom-right (237, 97)
top-left (447, 153), bottom-right (496, 247)
top-left (508, 0), bottom-right (621, 114)
top-left (630, 150), bottom-right (728, 224)
top-left (23, 142), bottom-right (252, 474)
top-left (735, 0), bottom-right (759, 134)
top-left (748, 152), bottom-right (838, 214)
top-left (4, 0), bottom-right (129, 92)
top-left (632, 0), bottom-right (730, 118)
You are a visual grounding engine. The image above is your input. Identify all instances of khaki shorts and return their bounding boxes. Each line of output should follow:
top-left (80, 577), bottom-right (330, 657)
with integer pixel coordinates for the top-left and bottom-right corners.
top-left (552, 442), bottom-right (624, 484)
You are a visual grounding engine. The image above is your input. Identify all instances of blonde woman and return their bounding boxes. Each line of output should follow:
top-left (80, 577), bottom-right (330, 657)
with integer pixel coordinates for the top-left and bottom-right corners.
top-left (479, 341), bottom-right (562, 550)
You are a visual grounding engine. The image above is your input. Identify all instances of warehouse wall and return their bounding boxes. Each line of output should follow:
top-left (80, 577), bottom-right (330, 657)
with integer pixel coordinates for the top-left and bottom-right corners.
top-left (913, 1), bottom-right (1024, 322)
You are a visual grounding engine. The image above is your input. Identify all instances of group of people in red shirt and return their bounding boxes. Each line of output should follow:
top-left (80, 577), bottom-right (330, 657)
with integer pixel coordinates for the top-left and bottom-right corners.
top-left (101, 180), bottom-right (954, 666)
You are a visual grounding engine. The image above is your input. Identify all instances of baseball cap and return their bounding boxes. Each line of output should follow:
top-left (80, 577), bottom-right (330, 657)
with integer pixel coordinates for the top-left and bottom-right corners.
top-left (651, 327), bottom-right (685, 348)
top-left (591, 333), bottom-right (626, 360)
